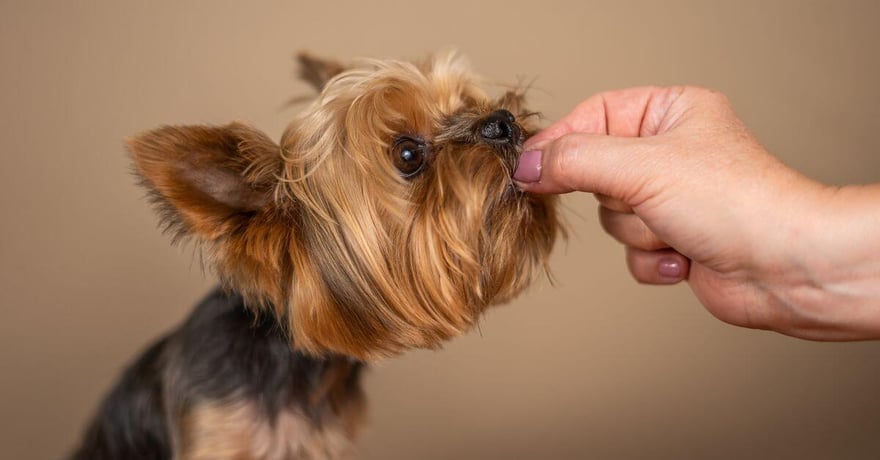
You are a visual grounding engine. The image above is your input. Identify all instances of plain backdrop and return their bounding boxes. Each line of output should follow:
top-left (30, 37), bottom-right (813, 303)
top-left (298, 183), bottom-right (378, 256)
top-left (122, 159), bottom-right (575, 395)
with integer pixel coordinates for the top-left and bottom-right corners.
top-left (2, 1), bottom-right (879, 459)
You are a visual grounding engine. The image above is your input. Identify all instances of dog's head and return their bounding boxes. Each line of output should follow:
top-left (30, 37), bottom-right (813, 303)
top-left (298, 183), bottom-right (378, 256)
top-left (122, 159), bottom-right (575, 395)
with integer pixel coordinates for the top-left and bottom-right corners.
top-left (129, 52), bottom-right (559, 360)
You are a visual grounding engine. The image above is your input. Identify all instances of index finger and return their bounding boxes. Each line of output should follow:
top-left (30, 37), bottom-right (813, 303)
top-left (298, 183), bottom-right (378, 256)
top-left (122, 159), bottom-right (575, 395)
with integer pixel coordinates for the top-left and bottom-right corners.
top-left (526, 86), bottom-right (681, 147)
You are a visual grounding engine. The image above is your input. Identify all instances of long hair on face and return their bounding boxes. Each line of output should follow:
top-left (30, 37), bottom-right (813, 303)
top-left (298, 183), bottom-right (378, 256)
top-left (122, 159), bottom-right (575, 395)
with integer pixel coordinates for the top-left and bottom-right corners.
top-left (128, 52), bottom-right (559, 360)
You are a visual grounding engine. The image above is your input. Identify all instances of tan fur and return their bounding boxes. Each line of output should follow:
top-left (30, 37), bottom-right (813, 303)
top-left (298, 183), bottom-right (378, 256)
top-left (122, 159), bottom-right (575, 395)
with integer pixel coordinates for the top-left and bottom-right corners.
top-left (128, 51), bottom-right (559, 361)
top-left (179, 401), bottom-right (356, 460)
top-left (175, 358), bottom-right (364, 460)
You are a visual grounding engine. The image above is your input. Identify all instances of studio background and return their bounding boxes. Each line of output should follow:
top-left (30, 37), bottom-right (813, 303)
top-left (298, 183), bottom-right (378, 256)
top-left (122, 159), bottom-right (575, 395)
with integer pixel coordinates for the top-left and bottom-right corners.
top-left (2, 1), bottom-right (879, 459)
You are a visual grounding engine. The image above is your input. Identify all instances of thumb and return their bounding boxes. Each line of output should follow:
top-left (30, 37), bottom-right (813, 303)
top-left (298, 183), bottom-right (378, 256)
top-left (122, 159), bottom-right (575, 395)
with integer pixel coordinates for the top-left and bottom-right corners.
top-left (514, 132), bottom-right (669, 203)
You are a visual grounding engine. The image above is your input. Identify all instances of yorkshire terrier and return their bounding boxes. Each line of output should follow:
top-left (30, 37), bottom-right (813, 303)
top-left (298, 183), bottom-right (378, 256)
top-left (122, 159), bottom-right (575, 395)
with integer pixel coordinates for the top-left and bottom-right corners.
top-left (71, 52), bottom-right (559, 459)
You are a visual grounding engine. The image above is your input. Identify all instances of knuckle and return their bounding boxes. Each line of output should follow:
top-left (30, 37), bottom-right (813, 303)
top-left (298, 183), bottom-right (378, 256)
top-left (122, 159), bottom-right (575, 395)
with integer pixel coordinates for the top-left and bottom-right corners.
top-left (597, 206), bottom-right (613, 233)
top-left (548, 134), bottom-right (584, 181)
top-left (624, 247), bottom-right (653, 284)
top-left (600, 207), bottom-right (661, 250)
top-left (692, 86), bottom-right (731, 107)
top-left (637, 227), bottom-right (666, 251)
top-left (596, 194), bottom-right (633, 213)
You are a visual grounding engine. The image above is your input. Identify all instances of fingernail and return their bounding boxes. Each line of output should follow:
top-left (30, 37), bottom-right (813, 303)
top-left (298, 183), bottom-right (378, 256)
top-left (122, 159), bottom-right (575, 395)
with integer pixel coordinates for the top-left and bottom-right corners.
top-left (513, 150), bottom-right (543, 183)
top-left (658, 258), bottom-right (683, 279)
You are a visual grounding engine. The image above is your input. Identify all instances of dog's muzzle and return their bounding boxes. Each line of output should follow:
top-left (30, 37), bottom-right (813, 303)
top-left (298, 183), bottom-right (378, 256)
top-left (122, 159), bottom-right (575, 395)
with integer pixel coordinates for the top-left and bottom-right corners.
top-left (479, 109), bottom-right (522, 146)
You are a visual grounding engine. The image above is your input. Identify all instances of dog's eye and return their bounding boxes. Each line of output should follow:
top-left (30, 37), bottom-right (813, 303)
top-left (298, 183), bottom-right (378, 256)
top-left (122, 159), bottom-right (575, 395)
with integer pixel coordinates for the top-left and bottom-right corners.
top-left (392, 136), bottom-right (428, 178)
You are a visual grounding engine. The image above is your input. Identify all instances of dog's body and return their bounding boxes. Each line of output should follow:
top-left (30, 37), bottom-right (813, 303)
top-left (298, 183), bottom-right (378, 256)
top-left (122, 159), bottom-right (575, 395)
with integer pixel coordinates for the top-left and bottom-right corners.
top-left (73, 289), bottom-right (363, 459)
top-left (72, 52), bottom-right (558, 459)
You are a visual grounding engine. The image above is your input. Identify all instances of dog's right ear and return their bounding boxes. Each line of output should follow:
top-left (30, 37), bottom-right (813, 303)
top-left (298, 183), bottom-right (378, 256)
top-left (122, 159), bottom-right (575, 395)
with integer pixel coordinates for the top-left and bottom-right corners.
top-left (127, 122), bottom-right (293, 307)
top-left (297, 52), bottom-right (348, 91)
top-left (127, 122), bottom-right (280, 241)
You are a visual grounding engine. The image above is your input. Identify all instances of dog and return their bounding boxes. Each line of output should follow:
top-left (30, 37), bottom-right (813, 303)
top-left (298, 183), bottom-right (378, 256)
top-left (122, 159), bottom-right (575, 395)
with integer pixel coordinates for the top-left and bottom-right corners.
top-left (71, 51), bottom-right (559, 459)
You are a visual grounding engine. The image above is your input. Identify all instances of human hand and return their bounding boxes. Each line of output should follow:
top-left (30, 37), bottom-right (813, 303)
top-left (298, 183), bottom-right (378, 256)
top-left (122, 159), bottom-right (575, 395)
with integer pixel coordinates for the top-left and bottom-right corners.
top-left (516, 86), bottom-right (880, 340)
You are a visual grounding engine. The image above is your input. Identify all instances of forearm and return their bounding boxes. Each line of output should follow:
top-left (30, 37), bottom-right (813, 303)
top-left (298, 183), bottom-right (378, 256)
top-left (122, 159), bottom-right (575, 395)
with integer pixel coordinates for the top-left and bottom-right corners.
top-left (772, 184), bottom-right (880, 340)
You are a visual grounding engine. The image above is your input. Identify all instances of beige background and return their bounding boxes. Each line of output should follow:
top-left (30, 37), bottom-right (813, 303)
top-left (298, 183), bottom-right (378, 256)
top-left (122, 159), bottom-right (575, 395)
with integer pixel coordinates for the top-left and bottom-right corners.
top-left (2, 1), bottom-right (879, 459)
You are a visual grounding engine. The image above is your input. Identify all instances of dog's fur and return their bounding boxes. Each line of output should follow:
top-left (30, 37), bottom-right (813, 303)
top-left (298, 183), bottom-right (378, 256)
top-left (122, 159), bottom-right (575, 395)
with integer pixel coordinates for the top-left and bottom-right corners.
top-left (72, 52), bottom-right (559, 459)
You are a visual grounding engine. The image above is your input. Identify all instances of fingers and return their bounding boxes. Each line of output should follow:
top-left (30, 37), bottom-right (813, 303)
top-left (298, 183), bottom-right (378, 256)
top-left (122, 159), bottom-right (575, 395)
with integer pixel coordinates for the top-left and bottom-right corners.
top-left (595, 193), bottom-right (632, 213)
top-left (598, 202), bottom-right (682, 283)
top-left (514, 132), bottom-right (668, 202)
top-left (516, 86), bottom-right (713, 199)
top-left (599, 206), bottom-right (668, 251)
top-left (626, 247), bottom-right (690, 285)
top-left (525, 86), bottom-right (682, 146)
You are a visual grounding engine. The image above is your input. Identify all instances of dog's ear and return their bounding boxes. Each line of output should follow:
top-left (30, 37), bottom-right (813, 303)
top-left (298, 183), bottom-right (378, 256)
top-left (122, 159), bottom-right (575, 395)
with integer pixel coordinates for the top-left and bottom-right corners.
top-left (297, 52), bottom-right (347, 91)
top-left (127, 122), bottom-right (281, 242)
top-left (128, 123), bottom-right (291, 306)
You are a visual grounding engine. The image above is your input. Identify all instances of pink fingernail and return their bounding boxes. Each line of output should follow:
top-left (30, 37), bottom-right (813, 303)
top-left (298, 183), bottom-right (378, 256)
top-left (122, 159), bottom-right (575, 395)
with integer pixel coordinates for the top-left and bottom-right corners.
top-left (513, 150), bottom-right (542, 183)
top-left (658, 258), bottom-right (683, 279)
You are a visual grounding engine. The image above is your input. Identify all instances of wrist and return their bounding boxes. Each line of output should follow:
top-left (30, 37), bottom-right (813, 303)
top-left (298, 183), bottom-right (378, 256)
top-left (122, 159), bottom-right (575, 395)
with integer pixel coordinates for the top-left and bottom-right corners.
top-left (766, 183), bottom-right (880, 340)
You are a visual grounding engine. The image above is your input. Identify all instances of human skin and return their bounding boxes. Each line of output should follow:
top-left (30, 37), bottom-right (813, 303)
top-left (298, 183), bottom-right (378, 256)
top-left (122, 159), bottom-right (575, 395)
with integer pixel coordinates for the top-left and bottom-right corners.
top-left (514, 86), bottom-right (880, 340)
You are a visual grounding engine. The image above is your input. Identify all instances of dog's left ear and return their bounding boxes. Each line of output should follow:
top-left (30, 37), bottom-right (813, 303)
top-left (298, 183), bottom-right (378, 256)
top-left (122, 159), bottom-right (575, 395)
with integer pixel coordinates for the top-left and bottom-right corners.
top-left (297, 52), bottom-right (348, 91)
top-left (127, 122), bottom-right (281, 242)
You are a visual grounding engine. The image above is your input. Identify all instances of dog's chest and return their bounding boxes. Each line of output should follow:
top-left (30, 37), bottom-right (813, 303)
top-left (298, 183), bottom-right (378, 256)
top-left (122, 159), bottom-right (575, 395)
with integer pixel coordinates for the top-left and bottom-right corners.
top-left (179, 401), bottom-right (357, 460)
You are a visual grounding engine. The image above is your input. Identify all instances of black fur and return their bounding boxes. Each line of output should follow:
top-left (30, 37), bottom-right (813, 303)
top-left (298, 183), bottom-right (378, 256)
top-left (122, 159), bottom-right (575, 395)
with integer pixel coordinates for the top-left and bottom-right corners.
top-left (71, 288), bottom-right (364, 459)
top-left (72, 335), bottom-right (172, 459)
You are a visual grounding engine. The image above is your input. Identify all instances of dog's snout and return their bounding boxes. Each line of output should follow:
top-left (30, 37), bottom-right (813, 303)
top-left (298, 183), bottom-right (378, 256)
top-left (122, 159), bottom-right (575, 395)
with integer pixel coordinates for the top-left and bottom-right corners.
top-left (479, 109), bottom-right (519, 144)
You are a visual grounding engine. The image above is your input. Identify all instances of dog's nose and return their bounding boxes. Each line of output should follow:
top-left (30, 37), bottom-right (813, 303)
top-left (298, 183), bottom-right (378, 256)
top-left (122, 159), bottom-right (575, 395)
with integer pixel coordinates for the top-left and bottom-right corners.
top-left (479, 109), bottom-right (519, 144)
